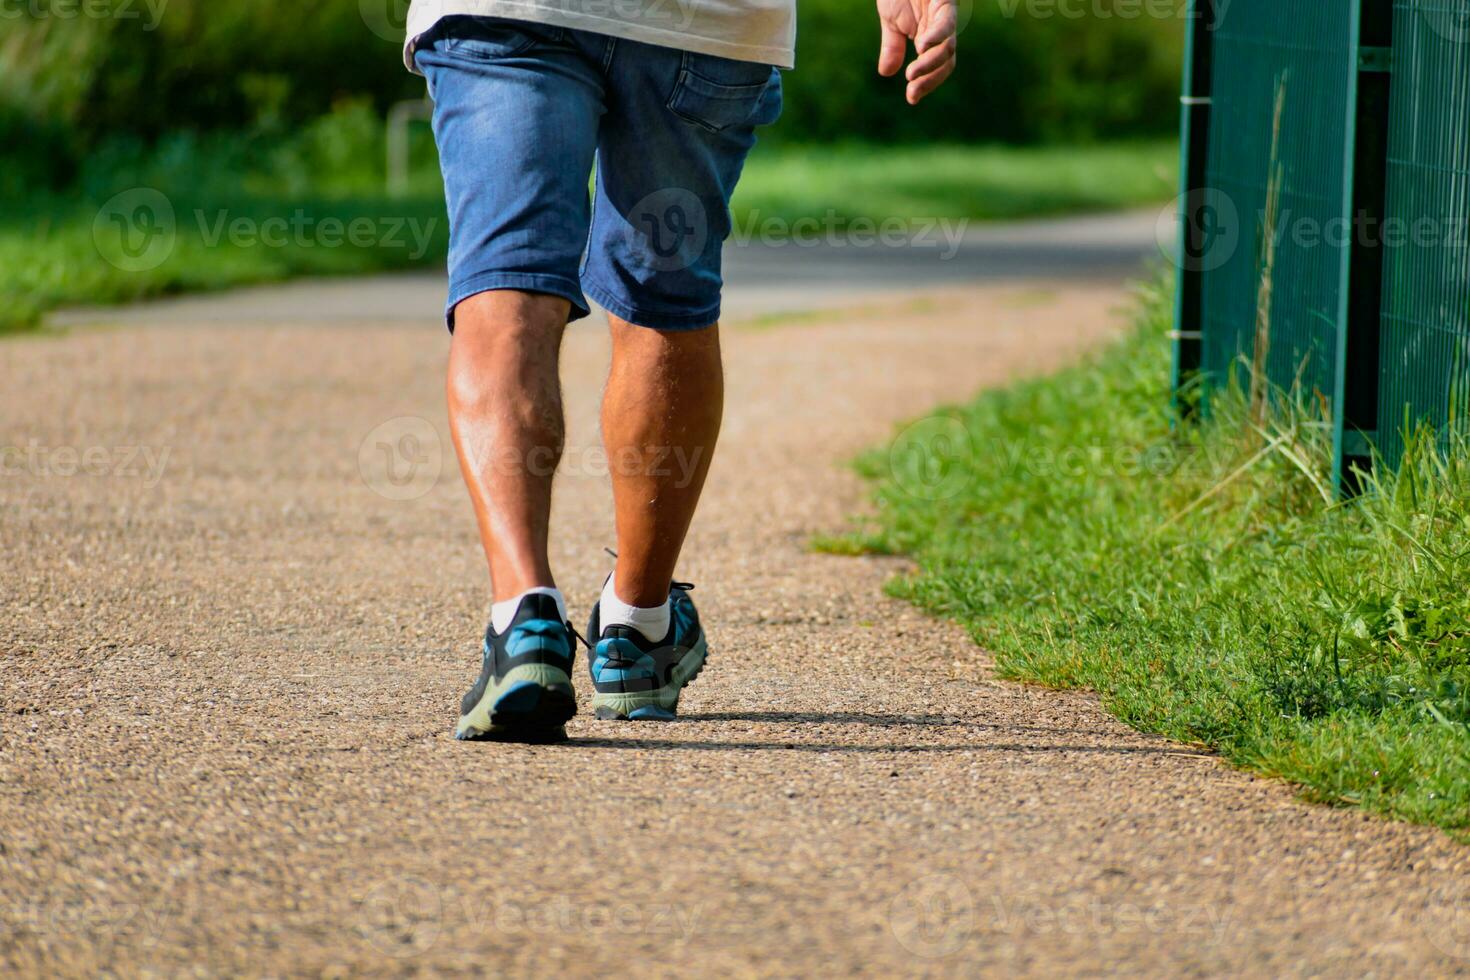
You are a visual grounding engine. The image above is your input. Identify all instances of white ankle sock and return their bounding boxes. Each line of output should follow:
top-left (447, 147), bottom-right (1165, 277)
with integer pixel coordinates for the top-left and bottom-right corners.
top-left (491, 587), bottom-right (567, 634)
top-left (599, 575), bottom-right (670, 643)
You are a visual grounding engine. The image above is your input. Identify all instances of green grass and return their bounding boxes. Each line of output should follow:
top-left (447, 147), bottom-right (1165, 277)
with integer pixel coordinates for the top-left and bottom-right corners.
top-left (1, 192), bottom-right (448, 328)
top-left (733, 140), bottom-right (1178, 225)
top-left (1, 136), bottom-right (1177, 334)
top-left (1, 104), bottom-right (450, 333)
top-left (823, 278), bottom-right (1470, 836)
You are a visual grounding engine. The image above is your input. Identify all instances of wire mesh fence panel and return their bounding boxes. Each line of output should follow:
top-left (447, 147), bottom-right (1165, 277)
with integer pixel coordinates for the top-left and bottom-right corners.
top-left (1199, 3), bottom-right (1358, 420)
top-left (1377, 0), bottom-right (1470, 465)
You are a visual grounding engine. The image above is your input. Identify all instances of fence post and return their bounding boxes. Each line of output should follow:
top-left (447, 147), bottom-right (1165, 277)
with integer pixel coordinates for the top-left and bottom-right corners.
top-left (1171, 0), bottom-right (1218, 422)
top-left (387, 95), bottom-right (434, 198)
top-left (1335, 0), bottom-right (1396, 495)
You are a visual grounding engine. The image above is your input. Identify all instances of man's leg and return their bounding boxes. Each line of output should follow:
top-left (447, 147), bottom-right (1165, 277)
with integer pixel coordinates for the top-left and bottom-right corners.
top-left (444, 289), bottom-right (580, 741)
top-left (577, 42), bottom-right (782, 719)
top-left (585, 314), bottom-right (722, 719)
top-left (601, 316), bottom-right (723, 608)
top-left (414, 20), bottom-right (604, 738)
top-left (447, 290), bottom-right (570, 600)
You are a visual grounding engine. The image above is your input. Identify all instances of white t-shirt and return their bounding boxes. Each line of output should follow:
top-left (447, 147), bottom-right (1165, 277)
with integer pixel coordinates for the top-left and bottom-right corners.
top-left (404, 0), bottom-right (796, 72)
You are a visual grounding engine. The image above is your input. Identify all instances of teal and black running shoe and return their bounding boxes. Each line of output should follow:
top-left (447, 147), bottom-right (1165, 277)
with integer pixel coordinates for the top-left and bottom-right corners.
top-left (587, 581), bottom-right (707, 721)
top-left (455, 593), bottom-right (577, 742)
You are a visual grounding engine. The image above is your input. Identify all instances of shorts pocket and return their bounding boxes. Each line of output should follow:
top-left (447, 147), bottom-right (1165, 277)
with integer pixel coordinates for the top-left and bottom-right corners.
top-left (438, 15), bottom-right (562, 61)
top-left (667, 53), bottom-right (779, 134)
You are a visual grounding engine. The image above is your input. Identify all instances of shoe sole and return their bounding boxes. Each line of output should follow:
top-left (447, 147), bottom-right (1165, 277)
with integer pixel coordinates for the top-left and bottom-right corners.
top-left (456, 663), bottom-right (576, 742)
top-left (591, 637), bottom-right (707, 721)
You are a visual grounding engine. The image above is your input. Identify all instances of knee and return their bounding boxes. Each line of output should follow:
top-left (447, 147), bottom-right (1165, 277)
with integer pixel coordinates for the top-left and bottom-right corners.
top-left (445, 352), bottom-right (494, 414)
top-left (447, 292), bottom-right (567, 409)
top-left (454, 289), bottom-right (569, 344)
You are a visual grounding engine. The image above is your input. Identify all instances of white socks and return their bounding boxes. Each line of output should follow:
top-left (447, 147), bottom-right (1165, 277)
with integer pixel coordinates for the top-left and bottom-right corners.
top-left (599, 575), bottom-right (670, 643)
top-left (490, 581), bottom-right (670, 642)
top-left (491, 587), bottom-right (567, 634)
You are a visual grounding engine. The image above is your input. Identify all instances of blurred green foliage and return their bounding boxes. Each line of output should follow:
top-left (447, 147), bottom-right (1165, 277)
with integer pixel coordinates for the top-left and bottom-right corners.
top-left (1, 0), bottom-right (1185, 194)
top-left (0, 0), bottom-right (427, 193)
top-left (789, 0), bottom-right (1185, 144)
top-left (0, 0), bottom-right (1184, 329)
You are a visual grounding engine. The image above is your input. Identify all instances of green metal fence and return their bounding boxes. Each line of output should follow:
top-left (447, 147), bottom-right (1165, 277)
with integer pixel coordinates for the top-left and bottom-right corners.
top-left (1377, 0), bottom-right (1470, 466)
top-left (1173, 0), bottom-right (1470, 491)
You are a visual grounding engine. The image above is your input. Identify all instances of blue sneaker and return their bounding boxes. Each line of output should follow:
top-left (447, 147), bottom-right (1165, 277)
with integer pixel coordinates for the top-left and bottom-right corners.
top-left (587, 581), bottom-right (708, 721)
top-left (455, 593), bottom-right (577, 742)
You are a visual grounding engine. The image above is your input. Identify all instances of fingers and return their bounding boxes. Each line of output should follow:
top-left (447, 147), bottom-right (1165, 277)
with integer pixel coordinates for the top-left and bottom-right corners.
top-left (877, 22), bottom-right (908, 77)
top-left (905, 36), bottom-right (954, 82)
top-left (906, 54), bottom-right (955, 104)
top-left (879, 0), bottom-right (957, 101)
top-left (916, 2), bottom-right (958, 53)
top-left (904, 0), bottom-right (957, 103)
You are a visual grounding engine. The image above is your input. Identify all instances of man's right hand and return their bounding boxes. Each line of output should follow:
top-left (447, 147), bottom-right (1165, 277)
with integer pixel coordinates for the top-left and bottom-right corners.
top-left (876, 0), bottom-right (959, 105)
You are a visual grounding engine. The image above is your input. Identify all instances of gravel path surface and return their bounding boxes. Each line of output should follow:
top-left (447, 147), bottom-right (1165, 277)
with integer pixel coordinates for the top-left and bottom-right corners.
top-left (3, 283), bottom-right (1468, 976)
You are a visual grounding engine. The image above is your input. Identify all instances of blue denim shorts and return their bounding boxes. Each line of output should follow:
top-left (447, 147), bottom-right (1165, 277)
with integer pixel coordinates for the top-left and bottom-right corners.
top-left (414, 16), bottom-right (783, 331)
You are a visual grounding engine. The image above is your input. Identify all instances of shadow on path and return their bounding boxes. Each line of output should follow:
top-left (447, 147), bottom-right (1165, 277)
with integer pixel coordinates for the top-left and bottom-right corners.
top-left (562, 736), bottom-right (1213, 757)
top-left (681, 710), bottom-right (1136, 740)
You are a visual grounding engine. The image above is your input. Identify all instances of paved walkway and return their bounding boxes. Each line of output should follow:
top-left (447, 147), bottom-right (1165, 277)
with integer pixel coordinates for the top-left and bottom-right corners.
top-left (47, 208), bottom-right (1164, 328)
top-left (4, 239), bottom-right (1469, 975)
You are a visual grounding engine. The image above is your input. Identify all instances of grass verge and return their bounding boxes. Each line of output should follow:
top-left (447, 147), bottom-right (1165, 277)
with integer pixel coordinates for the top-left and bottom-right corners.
top-left (732, 140), bottom-right (1178, 226)
top-left (821, 278), bottom-right (1470, 836)
top-left (1, 192), bottom-right (448, 331)
top-left (1, 137), bottom-right (1176, 334)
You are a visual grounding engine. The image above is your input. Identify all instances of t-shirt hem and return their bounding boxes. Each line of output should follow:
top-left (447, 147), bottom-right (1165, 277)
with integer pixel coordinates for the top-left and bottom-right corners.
top-left (403, 5), bottom-right (795, 74)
